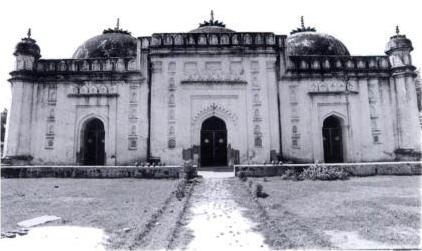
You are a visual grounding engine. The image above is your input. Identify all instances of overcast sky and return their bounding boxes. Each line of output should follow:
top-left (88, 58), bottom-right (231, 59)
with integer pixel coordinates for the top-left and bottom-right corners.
top-left (0, 0), bottom-right (421, 111)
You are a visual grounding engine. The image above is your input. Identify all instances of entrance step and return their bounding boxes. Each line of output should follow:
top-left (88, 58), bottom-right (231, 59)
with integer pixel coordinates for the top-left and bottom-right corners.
top-left (198, 171), bottom-right (234, 179)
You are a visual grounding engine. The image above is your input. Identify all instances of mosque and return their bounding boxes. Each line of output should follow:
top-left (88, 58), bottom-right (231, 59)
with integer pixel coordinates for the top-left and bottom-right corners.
top-left (3, 12), bottom-right (421, 167)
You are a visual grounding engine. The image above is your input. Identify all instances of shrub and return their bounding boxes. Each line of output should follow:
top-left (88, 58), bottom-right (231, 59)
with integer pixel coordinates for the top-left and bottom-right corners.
top-left (183, 161), bottom-right (197, 180)
top-left (238, 171), bottom-right (248, 182)
top-left (301, 164), bottom-right (350, 180)
top-left (175, 180), bottom-right (186, 199)
top-left (254, 183), bottom-right (268, 198)
top-left (281, 169), bottom-right (303, 181)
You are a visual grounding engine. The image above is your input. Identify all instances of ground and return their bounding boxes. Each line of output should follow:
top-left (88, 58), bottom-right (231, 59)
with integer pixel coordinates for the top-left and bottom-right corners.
top-left (170, 171), bottom-right (269, 250)
top-left (1, 175), bottom-right (421, 250)
top-left (231, 175), bottom-right (421, 249)
top-left (1, 178), bottom-right (181, 249)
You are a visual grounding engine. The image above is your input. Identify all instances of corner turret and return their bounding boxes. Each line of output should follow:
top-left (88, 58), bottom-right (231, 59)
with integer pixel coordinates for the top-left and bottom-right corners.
top-left (385, 26), bottom-right (414, 70)
top-left (13, 28), bottom-right (41, 71)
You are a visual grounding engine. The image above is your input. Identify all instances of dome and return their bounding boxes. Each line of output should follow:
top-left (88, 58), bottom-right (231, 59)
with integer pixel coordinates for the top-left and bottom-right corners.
top-left (286, 31), bottom-right (350, 56)
top-left (14, 29), bottom-right (41, 59)
top-left (189, 10), bottom-right (235, 33)
top-left (189, 25), bottom-right (235, 33)
top-left (73, 29), bottom-right (137, 59)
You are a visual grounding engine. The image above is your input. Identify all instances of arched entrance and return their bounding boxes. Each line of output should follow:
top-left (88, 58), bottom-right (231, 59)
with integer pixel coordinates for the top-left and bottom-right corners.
top-left (200, 116), bottom-right (227, 167)
top-left (81, 118), bottom-right (105, 165)
top-left (322, 116), bottom-right (343, 163)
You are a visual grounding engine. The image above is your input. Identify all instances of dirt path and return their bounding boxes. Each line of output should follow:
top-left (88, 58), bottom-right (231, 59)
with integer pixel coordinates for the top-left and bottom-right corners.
top-left (177, 171), bottom-right (269, 250)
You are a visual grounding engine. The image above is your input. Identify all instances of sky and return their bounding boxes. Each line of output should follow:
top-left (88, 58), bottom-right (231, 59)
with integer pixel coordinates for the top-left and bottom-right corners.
top-left (0, 0), bottom-right (421, 111)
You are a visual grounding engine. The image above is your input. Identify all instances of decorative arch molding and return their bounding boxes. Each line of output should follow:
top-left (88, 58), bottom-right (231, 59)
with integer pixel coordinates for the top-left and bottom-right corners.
top-left (191, 103), bottom-right (239, 147)
top-left (191, 103), bottom-right (238, 128)
top-left (320, 111), bottom-right (347, 127)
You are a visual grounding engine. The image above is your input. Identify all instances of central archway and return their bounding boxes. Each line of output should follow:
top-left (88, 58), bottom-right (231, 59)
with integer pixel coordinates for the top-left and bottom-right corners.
top-left (80, 118), bottom-right (105, 165)
top-left (322, 116), bottom-right (343, 163)
top-left (200, 116), bottom-right (227, 167)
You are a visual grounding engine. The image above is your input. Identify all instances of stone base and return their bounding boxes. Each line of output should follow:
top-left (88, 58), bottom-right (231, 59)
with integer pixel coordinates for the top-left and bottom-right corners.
top-left (1, 155), bottom-right (33, 166)
top-left (394, 149), bottom-right (421, 161)
top-left (1, 166), bottom-right (181, 179)
top-left (234, 162), bottom-right (422, 177)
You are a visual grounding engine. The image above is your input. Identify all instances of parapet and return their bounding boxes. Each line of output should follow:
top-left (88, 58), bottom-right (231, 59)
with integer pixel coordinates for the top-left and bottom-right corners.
top-left (139, 33), bottom-right (286, 49)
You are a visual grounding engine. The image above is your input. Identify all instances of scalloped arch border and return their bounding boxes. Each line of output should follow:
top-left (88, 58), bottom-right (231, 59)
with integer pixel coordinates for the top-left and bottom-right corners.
top-left (191, 103), bottom-right (238, 127)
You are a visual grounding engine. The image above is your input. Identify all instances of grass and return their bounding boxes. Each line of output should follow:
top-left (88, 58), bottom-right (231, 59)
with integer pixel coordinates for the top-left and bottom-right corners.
top-left (231, 175), bottom-right (421, 249)
top-left (1, 178), bottom-right (178, 248)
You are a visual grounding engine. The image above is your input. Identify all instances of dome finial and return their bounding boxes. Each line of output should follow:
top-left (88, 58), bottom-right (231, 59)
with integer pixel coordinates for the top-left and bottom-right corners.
top-left (103, 18), bottom-right (131, 35)
top-left (27, 28), bottom-right (31, 39)
top-left (290, 16), bottom-right (316, 34)
top-left (116, 18), bottom-right (120, 30)
top-left (395, 25), bottom-right (400, 35)
top-left (197, 10), bottom-right (227, 29)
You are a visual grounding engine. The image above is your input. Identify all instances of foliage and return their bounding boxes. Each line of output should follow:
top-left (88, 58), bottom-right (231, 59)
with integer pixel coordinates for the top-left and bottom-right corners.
top-left (175, 180), bottom-right (186, 199)
top-left (183, 161), bottom-right (197, 180)
top-left (301, 164), bottom-right (350, 180)
top-left (238, 171), bottom-right (248, 182)
top-left (254, 183), bottom-right (268, 198)
top-left (281, 169), bottom-right (303, 181)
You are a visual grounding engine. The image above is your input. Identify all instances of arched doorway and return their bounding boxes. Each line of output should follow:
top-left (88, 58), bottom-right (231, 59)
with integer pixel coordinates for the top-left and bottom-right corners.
top-left (322, 116), bottom-right (343, 163)
top-left (81, 118), bottom-right (105, 165)
top-left (200, 116), bottom-right (227, 167)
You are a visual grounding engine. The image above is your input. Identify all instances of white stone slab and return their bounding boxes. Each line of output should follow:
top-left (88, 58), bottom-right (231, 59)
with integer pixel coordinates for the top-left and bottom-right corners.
top-left (17, 216), bottom-right (61, 228)
top-left (0, 226), bottom-right (107, 251)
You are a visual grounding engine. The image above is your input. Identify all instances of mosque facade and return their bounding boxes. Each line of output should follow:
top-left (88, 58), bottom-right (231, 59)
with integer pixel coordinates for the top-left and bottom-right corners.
top-left (3, 14), bottom-right (422, 166)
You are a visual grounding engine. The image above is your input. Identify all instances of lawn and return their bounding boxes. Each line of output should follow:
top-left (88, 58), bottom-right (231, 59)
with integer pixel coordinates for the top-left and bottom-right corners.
top-left (1, 178), bottom-right (178, 249)
top-left (232, 175), bottom-right (421, 249)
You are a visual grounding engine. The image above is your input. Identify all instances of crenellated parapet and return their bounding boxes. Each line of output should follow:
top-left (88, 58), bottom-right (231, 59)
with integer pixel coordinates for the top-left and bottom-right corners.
top-left (139, 33), bottom-right (286, 49)
top-left (286, 55), bottom-right (391, 75)
top-left (35, 57), bottom-right (139, 73)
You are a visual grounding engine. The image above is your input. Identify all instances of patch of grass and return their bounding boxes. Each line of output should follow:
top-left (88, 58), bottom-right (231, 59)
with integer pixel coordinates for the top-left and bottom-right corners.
top-left (231, 176), bottom-right (421, 249)
top-left (1, 178), bottom-right (178, 249)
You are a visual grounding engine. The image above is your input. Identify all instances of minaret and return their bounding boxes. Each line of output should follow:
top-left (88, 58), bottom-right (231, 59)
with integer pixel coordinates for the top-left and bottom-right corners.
top-left (4, 29), bottom-right (41, 163)
top-left (385, 26), bottom-right (421, 155)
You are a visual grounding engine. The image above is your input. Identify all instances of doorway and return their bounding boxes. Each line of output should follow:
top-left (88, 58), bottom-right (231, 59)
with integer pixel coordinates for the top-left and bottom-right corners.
top-left (200, 116), bottom-right (227, 167)
top-left (81, 118), bottom-right (105, 165)
top-left (322, 116), bottom-right (343, 163)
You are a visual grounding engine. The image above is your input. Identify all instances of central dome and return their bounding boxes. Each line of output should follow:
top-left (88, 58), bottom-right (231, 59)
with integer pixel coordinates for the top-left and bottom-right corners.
top-left (189, 25), bottom-right (235, 33)
top-left (189, 10), bottom-right (235, 33)
top-left (73, 27), bottom-right (137, 59)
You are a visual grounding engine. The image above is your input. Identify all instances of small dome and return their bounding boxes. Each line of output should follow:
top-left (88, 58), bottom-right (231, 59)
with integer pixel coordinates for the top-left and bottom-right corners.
top-left (14, 29), bottom-right (41, 59)
top-left (73, 29), bottom-right (137, 59)
top-left (286, 31), bottom-right (350, 56)
top-left (385, 27), bottom-right (413, 54)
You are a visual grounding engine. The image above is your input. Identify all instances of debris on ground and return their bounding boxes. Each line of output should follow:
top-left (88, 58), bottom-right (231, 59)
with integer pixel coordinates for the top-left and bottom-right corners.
top-left (17, 215), bottom-right (61, 228)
